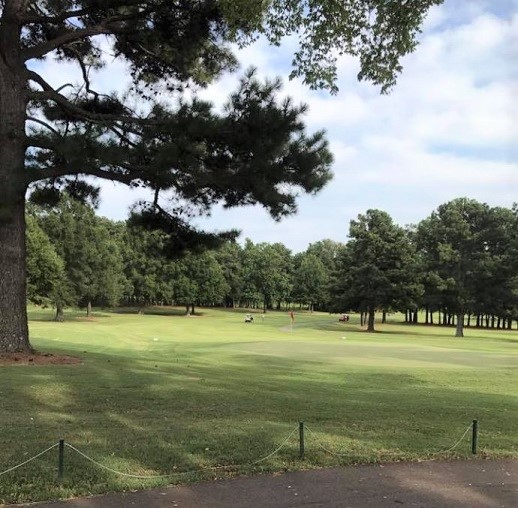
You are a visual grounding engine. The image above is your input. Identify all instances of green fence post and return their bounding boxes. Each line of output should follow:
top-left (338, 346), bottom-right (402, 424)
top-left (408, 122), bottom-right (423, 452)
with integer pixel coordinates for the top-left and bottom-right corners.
top-left (57, 439), bottom-right (65, 483)
top-left (299, 422), bottom-right (305, 460)
top-left (471, 420), bottom-right (478, 454)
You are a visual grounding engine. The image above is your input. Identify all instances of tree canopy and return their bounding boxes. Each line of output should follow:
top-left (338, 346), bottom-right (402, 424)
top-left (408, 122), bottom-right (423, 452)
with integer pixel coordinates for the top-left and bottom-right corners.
top-left (332, 209), bottom-right (421, 331)
top-left (24, 197), bottom-right (518, 334)
top-left (1, 0), bottom-right (444, 352)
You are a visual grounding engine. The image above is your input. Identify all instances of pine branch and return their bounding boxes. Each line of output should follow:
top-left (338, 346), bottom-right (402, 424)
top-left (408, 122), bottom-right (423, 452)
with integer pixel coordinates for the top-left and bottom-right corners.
top-left (21, 10), bottom-right (146, 60)
top-left (27, 165), bottom-right (135, 186)
top-left (26, 70), bottom-right (155, 127)
top-left (22, 7), bottom-right (92, 25)
top-left (26, 116), bottom-right (60, 135)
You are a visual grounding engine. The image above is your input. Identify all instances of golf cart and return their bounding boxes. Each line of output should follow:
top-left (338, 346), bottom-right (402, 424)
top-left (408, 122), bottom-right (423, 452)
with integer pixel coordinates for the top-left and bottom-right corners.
top-left (244, 313), bottom-right (254, 323)
top-left (339, 313), bottom-right (350, 323)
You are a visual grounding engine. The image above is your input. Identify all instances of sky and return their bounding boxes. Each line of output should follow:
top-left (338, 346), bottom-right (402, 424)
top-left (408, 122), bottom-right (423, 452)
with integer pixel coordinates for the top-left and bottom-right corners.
top-left (33, 1), bottom-right (517, 253)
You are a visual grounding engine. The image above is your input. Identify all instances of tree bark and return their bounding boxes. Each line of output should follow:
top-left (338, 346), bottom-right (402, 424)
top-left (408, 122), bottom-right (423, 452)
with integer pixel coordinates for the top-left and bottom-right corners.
top-left (455, 312), bottom-right (464, 337)
top-left (86, 301), bottom-right (92, 317)
top-left (0, 16), bottom-right (31, 352)
top-left (54, 302), bottom-right (64, 322)
top-left (367, 306), bottom-right (375, 332)
top-left (382, 310), bottom-right (386, 323)
top-left (0, 199), bottom-right (31, 352)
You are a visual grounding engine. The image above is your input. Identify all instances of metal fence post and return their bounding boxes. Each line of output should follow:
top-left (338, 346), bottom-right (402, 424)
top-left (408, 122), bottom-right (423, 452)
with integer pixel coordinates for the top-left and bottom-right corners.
top-left (471, 420), bottom-right (478, 454)
top-left (299, 422), bottom-right (305, 459)
top-left (58, 439), bottom-right (65, 483)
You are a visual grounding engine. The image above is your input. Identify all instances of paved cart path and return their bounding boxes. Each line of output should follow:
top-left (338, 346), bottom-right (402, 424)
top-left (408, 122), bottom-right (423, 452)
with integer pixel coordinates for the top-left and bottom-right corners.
top-left (10, 459), bottom-right (518, 508)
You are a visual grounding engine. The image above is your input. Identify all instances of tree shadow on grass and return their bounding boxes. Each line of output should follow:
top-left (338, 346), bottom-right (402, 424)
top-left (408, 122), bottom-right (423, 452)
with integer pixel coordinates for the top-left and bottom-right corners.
top-left (1, 345), bottom-right (517, 504)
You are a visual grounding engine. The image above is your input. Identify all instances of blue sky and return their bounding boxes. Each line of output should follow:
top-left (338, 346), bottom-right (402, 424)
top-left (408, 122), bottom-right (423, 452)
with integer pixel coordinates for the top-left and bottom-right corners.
top-left (33, 1), bottom-right (517, 252)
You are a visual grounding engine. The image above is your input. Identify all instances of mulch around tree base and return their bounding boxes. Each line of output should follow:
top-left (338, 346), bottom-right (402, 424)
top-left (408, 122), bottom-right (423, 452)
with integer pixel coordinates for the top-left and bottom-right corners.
top-left (13, 459), bottom-right (518, 508)
top-left (0, 352), bottom-right (82, 366)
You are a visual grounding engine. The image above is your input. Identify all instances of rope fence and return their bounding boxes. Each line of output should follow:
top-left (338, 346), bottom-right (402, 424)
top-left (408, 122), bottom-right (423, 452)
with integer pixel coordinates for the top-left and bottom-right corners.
top-left (0, 420), bottom-right (480, 482)
top-left (0, 443), bottom-right (58, 477)
top-left (63, 425), bottom-right (299, 479)
top-left (434, 422), bottom-right (474, 454)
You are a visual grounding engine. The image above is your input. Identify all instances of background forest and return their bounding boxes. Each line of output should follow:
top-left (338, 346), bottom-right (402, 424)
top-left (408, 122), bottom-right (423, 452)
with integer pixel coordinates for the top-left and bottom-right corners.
top-left (27, 196), bottom-right (518, 336)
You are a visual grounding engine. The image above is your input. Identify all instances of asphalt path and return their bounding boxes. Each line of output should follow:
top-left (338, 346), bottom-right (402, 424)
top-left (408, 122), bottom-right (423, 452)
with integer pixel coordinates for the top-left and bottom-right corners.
top-left (15, 459), bottom-right (517, 508)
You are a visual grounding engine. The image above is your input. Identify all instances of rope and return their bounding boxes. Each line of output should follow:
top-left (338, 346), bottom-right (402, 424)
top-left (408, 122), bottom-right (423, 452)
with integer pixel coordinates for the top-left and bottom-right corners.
top-left (306, 422), bottom-right (474, 457)
top-left (0, 443), bottom-right (59, 477)
top-left (249, 425), bottom-right (298, 464)
top-left (64, 443), bottom-right (173, 479)
top-left (304, 425), bottom-right (350, 457)
top-left (1, 423), bottom-right (474, 480)
top-left (432, 423), bottom-right (473, 454)
top-left (65, 425), bottom-right (298, 479)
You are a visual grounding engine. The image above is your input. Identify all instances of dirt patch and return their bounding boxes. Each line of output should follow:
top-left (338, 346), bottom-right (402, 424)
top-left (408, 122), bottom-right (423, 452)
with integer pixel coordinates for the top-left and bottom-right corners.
top-left (0, 351), bottom-right (82, 366)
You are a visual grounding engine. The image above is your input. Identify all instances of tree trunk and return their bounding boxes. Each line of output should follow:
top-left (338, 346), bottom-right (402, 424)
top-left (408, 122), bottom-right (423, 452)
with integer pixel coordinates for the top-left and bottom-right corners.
top-left (367, 306), bottom-right (375, 332)
top-left (382, 310), bottom-right (386, 323)
top-left (425, 307), bottom-right (429, 325)
top-left (467, 313), bottom-right (471, 327)
top-left (185, 304), bottom-right (190, 315)
top-left (430, 311), bottom-right (434, 325)
top-left (191, 303), bottom-right (195, 315)
top-left (0, 199), bottom-right (31, 352)
top-left (455, 312), bottom-right (464, 337)
top-left (86, 301), bottom-right (92, 317)
top-left (413, 310), bottom-right (418, 324)
top-left (54, 302), bottom-right (64, 322)
top-left (0, 23), bottom-right (31, 352)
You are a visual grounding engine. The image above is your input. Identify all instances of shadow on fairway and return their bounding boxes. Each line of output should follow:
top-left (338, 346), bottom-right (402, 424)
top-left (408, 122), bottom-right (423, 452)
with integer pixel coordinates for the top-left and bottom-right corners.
top-left (1, 344), bottom-right (517, 505)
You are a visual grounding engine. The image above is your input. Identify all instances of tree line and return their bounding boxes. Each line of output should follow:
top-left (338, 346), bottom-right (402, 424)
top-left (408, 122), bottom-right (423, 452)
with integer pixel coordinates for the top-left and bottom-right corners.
top-left (26, 197), bottom-right (336, 318)
top-left (27, 197), bottom-right (518, 336)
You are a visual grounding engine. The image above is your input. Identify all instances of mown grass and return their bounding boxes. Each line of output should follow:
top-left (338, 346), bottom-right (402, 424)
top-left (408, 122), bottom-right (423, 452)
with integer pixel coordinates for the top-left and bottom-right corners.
top-left (1, 307), bottom-right (517, 503)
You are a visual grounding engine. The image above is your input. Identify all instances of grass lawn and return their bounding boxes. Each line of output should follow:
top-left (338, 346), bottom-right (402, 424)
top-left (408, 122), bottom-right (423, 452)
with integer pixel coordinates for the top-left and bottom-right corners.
top-left (1, 307), bottom-right (517, 503)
